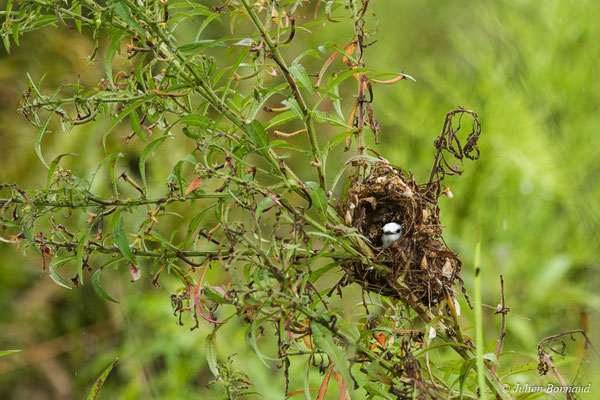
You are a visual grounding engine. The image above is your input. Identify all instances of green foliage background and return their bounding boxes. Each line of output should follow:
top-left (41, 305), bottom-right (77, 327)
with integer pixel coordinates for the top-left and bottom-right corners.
top-left (0, 0), bottom-right (599, 398)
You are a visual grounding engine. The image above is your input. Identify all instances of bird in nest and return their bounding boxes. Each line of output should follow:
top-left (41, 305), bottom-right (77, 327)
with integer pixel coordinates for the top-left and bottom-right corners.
top-left (381, 222), bottom-right (403, 248)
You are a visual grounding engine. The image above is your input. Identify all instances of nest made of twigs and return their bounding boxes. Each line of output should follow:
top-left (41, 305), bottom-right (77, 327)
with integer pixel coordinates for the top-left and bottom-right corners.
top-left (340, 161), bottom-right (461, 305)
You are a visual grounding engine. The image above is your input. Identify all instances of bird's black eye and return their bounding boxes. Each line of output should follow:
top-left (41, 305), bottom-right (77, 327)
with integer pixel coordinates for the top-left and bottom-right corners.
top-left (396, 229), bottom-right (401, 233)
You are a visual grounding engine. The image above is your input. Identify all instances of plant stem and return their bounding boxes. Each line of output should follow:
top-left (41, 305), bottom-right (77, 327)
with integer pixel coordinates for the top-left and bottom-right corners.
top-left (474, 234), bottom-right (488, 400)
top-left (239, 0), bottom-right (327, 191)
top-left (349, 0), bottom-right (368, 156)
top-left (0, 193), bottom-right (230, 209)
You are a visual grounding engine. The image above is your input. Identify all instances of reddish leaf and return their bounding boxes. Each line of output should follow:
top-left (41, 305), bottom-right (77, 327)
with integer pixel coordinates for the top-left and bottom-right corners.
top-left (184, 177), bottom-right (204, 196)
top-left (376, 333), bottom-right (387, 349)
top-left (317, 364), bottom-right (334, 400)
top-left (342, 43), bottom-right (355, 65)
top-left (194, 281), bottom-right (227, 325)
top-left (332, 370), bottom-right (351, 400)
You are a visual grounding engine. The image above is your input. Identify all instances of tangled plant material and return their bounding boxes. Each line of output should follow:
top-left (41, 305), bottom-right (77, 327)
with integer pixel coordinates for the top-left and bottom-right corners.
top-left (340, 108), bottom-right (481, 306)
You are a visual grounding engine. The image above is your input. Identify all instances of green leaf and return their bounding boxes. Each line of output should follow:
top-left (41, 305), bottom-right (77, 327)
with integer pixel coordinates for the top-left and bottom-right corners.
top-left (363, 383), bottom-right (394, 400)
top-left (104, 31), bottom-right (122, 90)
top-left (143, 230), bottom-right (174, 247)
top-left (11, 17), bottom-right (20, 47)
top-left (182, 127), bottom-right (200, 140)
top-left (2, 34), bottom-right (10, 54)
top-left (34, 111), bottom-right (55, 168)
top-left (89, 152), bottom-right (125, 196)
top-left (87, 357), bottom-right (119, 400)
top-left (369, 71), bottom-right (417, 83)
top-left (310, 261), bottom-right (342, 282)
top-left (0, 350), bottom-right (21, 357)
top-left (282, 98), bottom-right (304, 120)
top-left (183, 207), bottom-right (211, 245)
top-left (178, 40), bottom-right (227, 53)
top-left (246, 82), bottom-right (281, 121)
top-left (206, 332), bottom-right (219, 377)
top-left (457, 359), bottom-right (475, 397)
top-left (305, 181), bottom-right (328, 215)
top-left (245, 315), bottom-right (277, 367)
top-left (111, 210), bottom-right (135, 264)
top-left (263, 111), bottom-right (297, 129)
top-left (269, 140), bottom-right (309, 154)
top-left (139, 134), bottom-right (171, 194)
top-left (26, 73), bottom-right (43, 98)
top-left (170, 154), bottom-right (197, 196)
top-left (313, 110), bottom-right (351, 128)
top-left (326, 130), bottom-right (353, 151)
top-left (314, 67), bottom-right (369, 109)
top-left (255, 197), bottom-right (274, 219)
top-left (311, 322), bottom-right (354, 395)
top-left (134, 52), bottom-right (147, 87)
top-left (74, 4), bottom-right (82, 32)
top-left (49, 255), bottom-right (76, 289)
top-left (331, 76), bottom-right (344, 120)
top-left (181, 114), bottom-right (211, 127)
top-left (303, 357), bottom-right (311, 400)
top-left (245, 120), bottom-right (269, 150)
top-left (92, 269), bottom-right (120, 303)
top-left (203, 286), bottom-right (230, 304)
top-left (289, 64), bottom-right (313, 94)
top-left (499, 362), bottom-right (538, 378)
top-left (75, 230), bottom-right (88, 285)
top-left (128, 109), bottom-right (147, 143)
top-left (483, 352), bottom-right (498, 364)
top-left (292, 49), bottom-right (321, 65)
top-left (114, 1), bottom-right (145, 37)
top-left (30, 15), bottom-right (58, 30)
top-left (21, 220), bottom-right (41, 255)
top-left (180, 114), bottom-right (210, 140)
top-left (102, 96), bottom-right (153, 149)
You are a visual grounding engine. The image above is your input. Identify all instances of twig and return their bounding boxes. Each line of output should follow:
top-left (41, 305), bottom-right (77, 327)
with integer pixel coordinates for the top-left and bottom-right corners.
top-left (0, 193), bottom-right (231, 209)
top-left (349, 0), bottom-right (368, 155)
top-left (537, 330), bottom-right (599, 400)
top-left (538, 330), bottom-right (599, 359)
top-left (491, 275), bottom-right (509, 374)
top-left (239, 0), bottom-right (327, 191)
top-left (539, 351), bottom-right (573, 400)
top-left (35, 238), bottom-right (235, 260)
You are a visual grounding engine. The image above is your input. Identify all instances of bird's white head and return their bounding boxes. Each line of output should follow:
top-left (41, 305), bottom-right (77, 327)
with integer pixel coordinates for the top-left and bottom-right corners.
top-left (381, 222), bottom-right (403, 248)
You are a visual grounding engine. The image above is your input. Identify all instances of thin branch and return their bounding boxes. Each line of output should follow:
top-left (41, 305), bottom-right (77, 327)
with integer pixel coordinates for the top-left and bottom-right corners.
top-left (492, 275), bottom-right (509, 374)
top-left (37, 238), bottom-right (235, 260)
top-left (349, 0), bottom-right (369, 155)
top-left (239, 0), bottom-right (327, 191)
top-left (0, 193), bottom-right (230, 209)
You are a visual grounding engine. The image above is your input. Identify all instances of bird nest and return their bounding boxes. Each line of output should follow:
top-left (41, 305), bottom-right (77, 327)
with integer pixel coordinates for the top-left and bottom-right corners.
top-left (337, 108), bottom-right (481, 306)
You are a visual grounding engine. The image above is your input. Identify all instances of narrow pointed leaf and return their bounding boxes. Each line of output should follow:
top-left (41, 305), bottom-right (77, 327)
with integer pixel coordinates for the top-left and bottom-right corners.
top-left (0, 350), bottom-right (21, 357)
top-left (49, 255), bottom-right (76, 289)
top-left (87, 357), bottom-right (119, 400)
top-left (139, 134), bottom-right (170, 194)
top-left (92, 269), bottom-right (120, 303)
top-left (311, 322), bottom-right (353, 396)
top-left (111, 210), bottom-right (135, 264)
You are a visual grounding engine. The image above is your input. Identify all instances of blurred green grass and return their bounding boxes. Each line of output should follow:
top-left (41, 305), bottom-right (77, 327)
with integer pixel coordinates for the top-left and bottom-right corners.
top-left (0, 0), bottom-right (598, 398)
